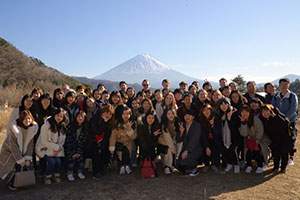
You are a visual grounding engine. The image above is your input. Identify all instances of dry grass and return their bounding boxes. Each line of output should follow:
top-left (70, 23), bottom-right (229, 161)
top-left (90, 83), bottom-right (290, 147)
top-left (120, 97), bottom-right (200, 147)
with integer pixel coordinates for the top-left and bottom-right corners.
top-left (0, 109), bottom-right (299, 200)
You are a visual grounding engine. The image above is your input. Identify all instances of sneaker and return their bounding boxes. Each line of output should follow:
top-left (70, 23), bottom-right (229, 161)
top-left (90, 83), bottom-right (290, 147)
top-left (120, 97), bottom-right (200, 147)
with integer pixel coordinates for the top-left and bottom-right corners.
top-left (256, 167), bottom-right (264, 174)
top-left (120, 166), bottom-right (125, 175)
top-left (44, 178), bottom-right (52, 185)
top-left (245, 166), bottom-right (252, 173)
top-left (211, 165), bottom-right (219, 173)
top-left (234, 165), bottom-right (240, 174)
top-left (224, 164), bottom-right (233, 172)
top-left (125, 165), bottom-right (132, 174)
top-left (287, 158), bottom-right (294, 166)
top-left (67, 173), bottom-right (75, 181)
top-left (8, 184), bottom-right (17, 191)
top-left (77, 172), bottom-right (85, 179)
top-left (189, 168), bottom-right (199, 177)
top-left (92, 173), bottom-right (103, 180)
top-left (201, 166), bottom-right (210, 172)
top-left (164, 167), bottom-right (171, 175)
top-left (54, 176), bottom-right (61, 183)
top-left (263, 163), bottom-right (269, 169)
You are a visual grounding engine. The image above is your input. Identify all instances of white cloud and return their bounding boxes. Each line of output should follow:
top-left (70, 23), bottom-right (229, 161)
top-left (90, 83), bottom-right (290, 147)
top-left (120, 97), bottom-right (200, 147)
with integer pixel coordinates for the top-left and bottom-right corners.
top-left (262, 61), bottom-right (298, 67)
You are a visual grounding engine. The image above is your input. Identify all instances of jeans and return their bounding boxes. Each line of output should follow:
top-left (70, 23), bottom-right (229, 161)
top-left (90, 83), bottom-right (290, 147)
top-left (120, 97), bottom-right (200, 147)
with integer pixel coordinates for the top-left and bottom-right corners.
top-left (67, 158), bottom-right (85, 173)
top-left (44, 156), bottom-right (62, 177)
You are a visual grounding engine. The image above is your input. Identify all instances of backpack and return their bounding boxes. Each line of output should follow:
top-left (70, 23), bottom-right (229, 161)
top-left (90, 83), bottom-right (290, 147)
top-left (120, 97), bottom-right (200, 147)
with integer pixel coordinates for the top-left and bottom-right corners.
top-left (140, 157), bottom-right (157, 178)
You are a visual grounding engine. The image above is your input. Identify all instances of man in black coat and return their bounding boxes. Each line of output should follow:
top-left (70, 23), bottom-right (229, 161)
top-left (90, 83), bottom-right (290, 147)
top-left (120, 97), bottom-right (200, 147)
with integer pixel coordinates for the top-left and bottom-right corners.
top-left (177, 109), bottom-right (204, 176)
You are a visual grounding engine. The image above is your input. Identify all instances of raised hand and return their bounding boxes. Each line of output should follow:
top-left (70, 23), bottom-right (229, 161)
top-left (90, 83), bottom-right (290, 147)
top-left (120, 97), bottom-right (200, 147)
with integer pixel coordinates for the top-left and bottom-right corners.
top-left (153, 129), bottom-right (161, 136)
top-left (179, 122), bottom-right (185, 136)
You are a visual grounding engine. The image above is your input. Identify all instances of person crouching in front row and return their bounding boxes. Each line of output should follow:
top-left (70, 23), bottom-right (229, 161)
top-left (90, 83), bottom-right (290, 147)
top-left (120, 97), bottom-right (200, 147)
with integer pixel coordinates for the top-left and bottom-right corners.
top-left (177, 109), bottom-right (204, 177)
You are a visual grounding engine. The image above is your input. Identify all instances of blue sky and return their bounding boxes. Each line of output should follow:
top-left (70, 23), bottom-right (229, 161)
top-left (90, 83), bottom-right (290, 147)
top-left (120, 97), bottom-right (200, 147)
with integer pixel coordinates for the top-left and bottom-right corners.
top-left (1, 0), bottom-right (300, 83)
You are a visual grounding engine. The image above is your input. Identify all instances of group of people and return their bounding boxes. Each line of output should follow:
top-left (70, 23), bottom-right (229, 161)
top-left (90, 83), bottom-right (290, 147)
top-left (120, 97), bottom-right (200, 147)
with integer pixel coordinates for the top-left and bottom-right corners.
top-left (0, 77), bottom-right (298, 190)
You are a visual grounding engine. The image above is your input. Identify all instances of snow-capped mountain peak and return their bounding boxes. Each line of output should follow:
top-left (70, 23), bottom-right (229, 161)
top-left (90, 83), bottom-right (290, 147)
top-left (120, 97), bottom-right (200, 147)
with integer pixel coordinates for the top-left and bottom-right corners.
top-left (93, 54), bottom-right (203, 88)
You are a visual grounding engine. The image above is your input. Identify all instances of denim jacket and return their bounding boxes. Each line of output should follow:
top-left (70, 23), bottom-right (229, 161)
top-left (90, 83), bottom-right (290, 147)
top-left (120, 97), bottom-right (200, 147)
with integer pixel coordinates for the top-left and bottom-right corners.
top-left (271, 90), bottom-right (299, 123)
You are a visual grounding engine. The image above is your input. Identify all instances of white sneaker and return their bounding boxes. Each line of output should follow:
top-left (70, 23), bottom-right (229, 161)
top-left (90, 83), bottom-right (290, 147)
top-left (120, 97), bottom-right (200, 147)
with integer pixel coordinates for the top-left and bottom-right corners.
top-left (125, 165), bottom-right (132, 174)
top-left (67, 173), bottom-right (75, 181)
top-left (263, 163), bottom-right (269, 169)
top-left (77, 172), bottom-right (85, 179)
top-left (234, 165), bottom-right (240, 174)
top-left (164, 167), bottom-right (171, 175)
top-left (224, 164), bottom-right (233, 172)
top-left (120, 166), bottom-right (125, 175)
top-left (287, 158), bottom-right (294, 166)
top-left (256, 167), bottom-right (264, 174)
top-left (245, 166), bottom-right (252, 173)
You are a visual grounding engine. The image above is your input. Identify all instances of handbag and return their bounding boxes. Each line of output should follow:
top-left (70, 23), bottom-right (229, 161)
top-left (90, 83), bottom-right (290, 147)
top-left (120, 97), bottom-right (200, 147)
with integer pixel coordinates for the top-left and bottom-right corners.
top-left (246, 123), bottom-right (259, 152)
top-left (14, 166), bottom-right (36, 188)
top-left (140, 157), bottom-right (157, 178)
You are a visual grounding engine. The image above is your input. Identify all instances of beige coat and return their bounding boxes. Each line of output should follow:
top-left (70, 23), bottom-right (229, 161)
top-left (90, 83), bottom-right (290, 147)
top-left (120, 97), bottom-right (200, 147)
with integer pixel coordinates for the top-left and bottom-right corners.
top-left (0, 120), bottom-right (38, 179)
top-left (239, 116), bottom-right (270, 165)
top-left (35, 120), bottom-right (66, 158)
top-left (109, 125), bottom-right (137, 161)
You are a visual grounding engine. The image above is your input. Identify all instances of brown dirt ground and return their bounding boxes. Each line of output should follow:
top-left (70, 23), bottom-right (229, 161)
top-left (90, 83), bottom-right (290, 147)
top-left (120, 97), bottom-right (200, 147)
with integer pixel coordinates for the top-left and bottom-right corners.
top-left (0, 110), bottom-right (299, 200)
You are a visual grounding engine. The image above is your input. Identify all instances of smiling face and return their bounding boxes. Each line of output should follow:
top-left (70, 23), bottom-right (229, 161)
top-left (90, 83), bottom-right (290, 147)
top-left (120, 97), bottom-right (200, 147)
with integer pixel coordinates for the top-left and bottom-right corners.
top-left (142, 101), bottom-right (151, 112)
top-left (131, 100), bottom-right (139, 110)
top-left (56, 91), bottom-right (64, 101)
top-left (122, 110), bottom-right (131, 123)
top-left (76, 113), bottom-right (86, 125)
top-left (41, 98), bottom-right (50, 109)
top-left (102, 111), bottom-right (112, 122)
top-left (231, 93), bottom-right (239, 104)
top-left (111, 95), bottom-right (120, 105)
top-left (220, 102), bottom-right (229, 112)
top-left (55, 112), bottom-right (64, 123)
top-left (93, 90), bottom-right (101, 101)
top-left (183, 96), bottom-right (192, 107)
top-left (247, 82), bottom-right (256, 94)
top-left (261, 109), bottom-right (271, 119)
top-left (86, 97), bottom-right (95, 108)
top-left (24, 97), bottom-right (33, 110)
top-left (23, 115), bottom-right (33, 127)
top-left (67, 94), bottom-right (75, 105)
top-left (202, 107), bottom-right (211, 119)
top-left (184, 113), bottom-right (194, 124)
top-left (146, 114), bottom-right (155, 125)
top-left (198, 91), bottom-right (207, 102)
top-left (142, 80), bottom-right (150, 90)
top-left (166, 109), bottom-right (175, 121)
top-left (240, 110), bottom-right (250, 121)
top-left (127, 88), bottom-right (134, 98)
top-left (165, 94), bottom-right (173, 106)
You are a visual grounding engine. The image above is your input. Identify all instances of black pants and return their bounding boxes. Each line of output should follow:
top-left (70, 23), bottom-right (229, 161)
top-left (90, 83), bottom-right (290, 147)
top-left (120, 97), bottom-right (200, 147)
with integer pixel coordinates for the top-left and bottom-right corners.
top-left (246, 149), bottom-right (263, 168)
top-left (118, 146), bottom-right (130, 166)
top-left (222, 145), bottom-right (240, 166)
top-left (203, 140), bottom-right (221, 167)
top-left (91, 149), bottom-right (107, 176)
top-left (273, 150), bottom-right (288, 170)
top-left (290, 122), bottom-right (297, 157)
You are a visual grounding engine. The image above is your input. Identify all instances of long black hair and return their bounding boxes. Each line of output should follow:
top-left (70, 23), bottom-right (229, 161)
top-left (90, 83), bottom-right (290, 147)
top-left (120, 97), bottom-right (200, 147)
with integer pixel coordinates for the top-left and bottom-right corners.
top-left (38, 93), bottom-right (53, 111)
top-left (69, 110), bottom-right (89, 133)
top-left (142, 110), bottom-right (160, 133)
top-left (240, 105), bottom-right (254, 128)
top-left (19, 94), bottom-right (33, 113)
top-left (48, 108), bottom-right (68, 134)
top-left (53, 88), bottom-right (63, 108)
top-left (114, 105), bottom-right (136, 130)
top-left (161, 108), bottom-right (180, 133)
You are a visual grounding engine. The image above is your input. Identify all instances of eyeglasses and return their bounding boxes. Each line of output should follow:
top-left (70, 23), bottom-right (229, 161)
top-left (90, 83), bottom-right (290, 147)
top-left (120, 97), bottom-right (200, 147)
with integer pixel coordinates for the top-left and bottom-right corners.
top-left (143, 84), bottom-right (148, 86)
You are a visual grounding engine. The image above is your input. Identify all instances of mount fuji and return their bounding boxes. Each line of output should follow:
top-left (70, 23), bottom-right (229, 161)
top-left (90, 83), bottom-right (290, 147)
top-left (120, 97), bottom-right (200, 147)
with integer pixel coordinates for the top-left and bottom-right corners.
top-left (94, 54), bottom-right (209, 88)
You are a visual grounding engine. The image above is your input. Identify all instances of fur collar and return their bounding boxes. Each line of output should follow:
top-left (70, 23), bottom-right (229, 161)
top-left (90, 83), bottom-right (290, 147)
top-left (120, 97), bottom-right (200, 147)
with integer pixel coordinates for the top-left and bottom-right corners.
top-left (10, 120), bottom-right (38, 154)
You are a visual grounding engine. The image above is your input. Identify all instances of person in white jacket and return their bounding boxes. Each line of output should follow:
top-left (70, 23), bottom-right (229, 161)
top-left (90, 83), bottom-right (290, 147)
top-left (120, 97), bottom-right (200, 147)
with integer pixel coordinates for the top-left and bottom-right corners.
top-left (35, 108), bottom-right (67, 185)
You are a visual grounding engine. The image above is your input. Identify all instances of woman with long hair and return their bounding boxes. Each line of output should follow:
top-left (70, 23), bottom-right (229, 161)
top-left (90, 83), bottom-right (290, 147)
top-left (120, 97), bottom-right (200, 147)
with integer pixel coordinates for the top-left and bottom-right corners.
top-left (156, 92), bottom-right (177, 123)
top-left (110, 106), bottom-right (137, 175)
top-left (160, 108), bottom-right (181, 174)
top-left (239, 105), bottom-right (265, 174)
top-left (53, 88), bottom-right (64, 108)
top-left (35, 108), bottom-right (68, 184)
top-left (7, 94), bottom-right (34, 130)
top-left (260, 104), bottom-right (293, 173)
top-left (65, 110), bottom-right (89, 181)
top-left (0, 110), bottom-right (38, 190)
